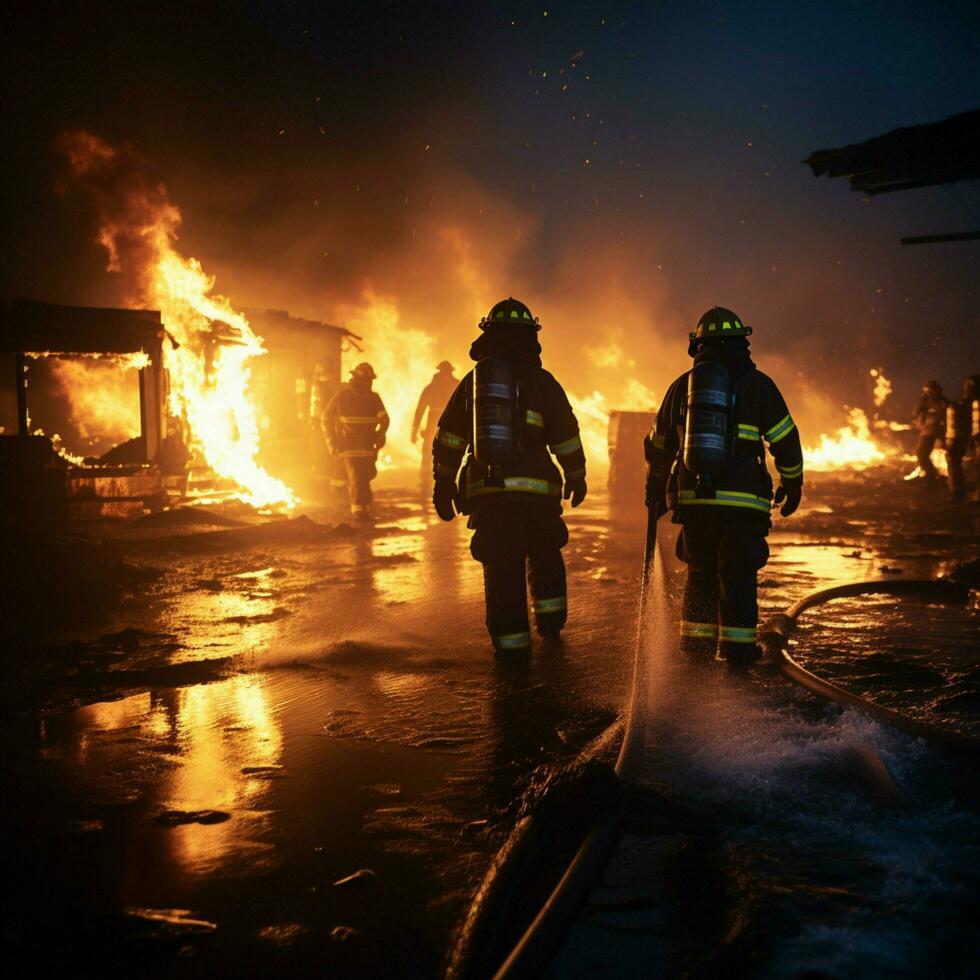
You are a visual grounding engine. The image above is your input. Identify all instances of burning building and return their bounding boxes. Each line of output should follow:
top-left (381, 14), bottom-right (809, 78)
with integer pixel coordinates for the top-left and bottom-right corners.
top-left (0, 297), bottom-right (169, 522)
top-left (0, 297), bottom-right (360, 524)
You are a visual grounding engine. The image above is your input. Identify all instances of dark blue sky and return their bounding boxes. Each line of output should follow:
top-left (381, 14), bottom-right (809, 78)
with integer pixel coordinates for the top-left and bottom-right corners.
top-left (3, 0), bottom-right (978, 418)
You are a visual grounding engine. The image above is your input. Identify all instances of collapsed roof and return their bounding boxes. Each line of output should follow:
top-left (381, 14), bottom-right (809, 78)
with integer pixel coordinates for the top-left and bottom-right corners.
top-left (0, 297), bottom-right (164, 353)
top-left (804, 109), bottom-right (980, 195)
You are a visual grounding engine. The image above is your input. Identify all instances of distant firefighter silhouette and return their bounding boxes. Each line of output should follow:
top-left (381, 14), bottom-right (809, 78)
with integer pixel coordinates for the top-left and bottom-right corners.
top-left (324, 362), bottom-right (389, 521)
top-left (412, 360), bottom-right (458, 495)
top-left (431, 298), bottom-right (587, 663)
top-left (945, 375), bottom-right (979, 503)
top-left (645, 307), bottom-right (805, 668)
top-left (912, 380), bottom-right (948, 481)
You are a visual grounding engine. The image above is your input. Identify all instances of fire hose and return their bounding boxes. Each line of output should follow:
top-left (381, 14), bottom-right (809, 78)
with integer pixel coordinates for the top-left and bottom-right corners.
top-left (447, 517), bottom-right (660, 980)
top-left (760, 578), bottom-right (980, 759)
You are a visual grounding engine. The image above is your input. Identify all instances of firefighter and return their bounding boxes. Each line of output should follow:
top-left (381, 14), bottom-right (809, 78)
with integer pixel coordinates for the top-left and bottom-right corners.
top-left (645, 307), bottom-right (804, 668)
top-left (411, 360), bottom-right (458, 495)
top-left (324, 362), bottom-right (389, 520)
top-left (970, 375), bottom-right (980, 503)
top-left (430, 298), bottom-right (587, 663)
top-left (947, 374), bottom-right (980, 503)
top-left (912, 380), bottom-right (947, 481)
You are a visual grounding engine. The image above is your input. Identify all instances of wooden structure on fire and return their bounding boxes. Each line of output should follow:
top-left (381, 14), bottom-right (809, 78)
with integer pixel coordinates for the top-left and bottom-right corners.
top-left (0, 299), bottom-right (361, 522)
top-left (0, 298), bottom-right (169, 520)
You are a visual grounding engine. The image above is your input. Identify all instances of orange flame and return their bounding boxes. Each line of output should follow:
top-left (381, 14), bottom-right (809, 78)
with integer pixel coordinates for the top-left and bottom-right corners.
top-left (59, 131), bottom-right (294, 508)
top-left (804, 407), bottom-right (887, 470)
top-left (152, 254), bottom-right (295, 507)
top-left (870, 367), bottom-right (892, 408)
top-left (569, 378), bottom-right (658, 470)
top-left (31, 352), bottom-right (147, 453)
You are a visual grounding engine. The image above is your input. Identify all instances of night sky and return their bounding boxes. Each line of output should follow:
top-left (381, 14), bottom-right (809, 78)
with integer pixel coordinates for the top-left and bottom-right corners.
top-left (3, 0), bottom-right (979, 428)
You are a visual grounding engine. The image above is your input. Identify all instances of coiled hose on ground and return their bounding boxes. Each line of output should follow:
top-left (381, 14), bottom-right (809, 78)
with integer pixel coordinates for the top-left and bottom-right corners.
top-left (759, 577), bottom-right (980, 760)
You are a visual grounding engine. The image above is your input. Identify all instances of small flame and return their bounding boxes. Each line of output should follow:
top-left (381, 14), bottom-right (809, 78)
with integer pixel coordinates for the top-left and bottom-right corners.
top-left (32, 429), bottom-right (87, 466)
top-left (870, 367), bottom-right (892, 408)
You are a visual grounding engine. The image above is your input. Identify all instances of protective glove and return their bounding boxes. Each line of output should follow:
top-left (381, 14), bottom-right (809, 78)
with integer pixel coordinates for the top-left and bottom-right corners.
top-left (564, 478), bottom-right (587, 508)
top-left (375, 434), bottom-right (387, 451)
top-left (645, 472), bottom-right (667, 518)
top-left (433, 480), bottom-right (460, 521)
top-left (774, 479), bottom-right (802, 517)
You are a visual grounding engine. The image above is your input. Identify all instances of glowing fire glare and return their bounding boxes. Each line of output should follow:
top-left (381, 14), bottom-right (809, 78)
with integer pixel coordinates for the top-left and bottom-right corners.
top-left (804, 407), bottom-right (886, 471)
top-left (570, 378), bottom-right (658, 470)
top-left (60, 131), bottom-right (294, 508)
top-left (51, 354), bottom-right (149, 444)
top-left (340, 292), bottom-right (437, 470)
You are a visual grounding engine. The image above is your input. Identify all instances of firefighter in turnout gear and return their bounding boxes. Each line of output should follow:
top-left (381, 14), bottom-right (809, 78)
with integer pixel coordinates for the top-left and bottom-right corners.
top-left (430, 298), bottom-right (587, 663)
top-left (946, 374), bottom-right (980, 503)
top-left (412, 361), bottom-right (459, 495)
top-left (970, 374), bottom-right (980, 503)
top-left (324, 362), bottom-right (389, 520)
top-left (645, 307), bottom-right (804, 668)
top-left (912, 380), bottom-right (947, 481)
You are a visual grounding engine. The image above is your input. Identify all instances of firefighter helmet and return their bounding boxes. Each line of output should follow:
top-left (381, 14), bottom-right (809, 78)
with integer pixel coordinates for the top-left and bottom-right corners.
top-left (436, 360), bottom-right (454, 373)
top-left (350, 362), bottom-right (377, 381)
top-left (690, 306), bottom-right (752, 344)
top-left (479, 297), bottom-right (540, 331)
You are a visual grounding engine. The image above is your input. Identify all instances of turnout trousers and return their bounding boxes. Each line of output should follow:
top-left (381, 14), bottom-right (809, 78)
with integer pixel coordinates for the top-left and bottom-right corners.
top-left (676, 511), bottom-right (769, 664)
top-left (343, 455), bottom-right (377, 514)
top-left (915, 430), bottom-right (942, 478)
top-left (469, 500), bottom-right (569, 658)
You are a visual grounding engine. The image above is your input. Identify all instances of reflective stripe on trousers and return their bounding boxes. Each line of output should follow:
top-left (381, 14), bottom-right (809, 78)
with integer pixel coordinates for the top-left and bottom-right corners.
top-left (680, 620), bottom-right (718, 639)
top-left (493, 631), bottom-right (532, 651)
top-left (533, 595), bottom-right (567, 614)
top-left (719, 625), bottom-right (757, 643)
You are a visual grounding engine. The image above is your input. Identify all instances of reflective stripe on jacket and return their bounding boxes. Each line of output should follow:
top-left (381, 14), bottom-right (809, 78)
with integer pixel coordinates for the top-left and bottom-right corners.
top-left (325, 384), bottom-right (389, 457)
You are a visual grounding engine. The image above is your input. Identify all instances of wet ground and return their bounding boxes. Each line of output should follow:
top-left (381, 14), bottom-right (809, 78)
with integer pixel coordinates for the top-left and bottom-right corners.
top-left (3, 473), bottom-right (978, 977)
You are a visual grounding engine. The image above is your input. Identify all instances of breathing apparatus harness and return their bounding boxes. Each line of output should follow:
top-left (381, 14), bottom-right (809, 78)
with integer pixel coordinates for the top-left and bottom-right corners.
top-left (468, 299), bottom-right (541, 488)
top-left (679, 307), bottom-right (754, 500)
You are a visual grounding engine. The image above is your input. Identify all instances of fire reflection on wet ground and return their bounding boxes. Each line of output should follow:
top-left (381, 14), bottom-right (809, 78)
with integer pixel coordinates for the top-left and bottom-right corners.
top-left (3, 478), bottom-right (978, 976)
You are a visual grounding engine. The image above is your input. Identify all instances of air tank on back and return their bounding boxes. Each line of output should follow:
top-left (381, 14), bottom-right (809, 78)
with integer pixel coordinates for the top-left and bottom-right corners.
top-left (473, 356), bottom-right (516, 466)
top-left (683, 360), bottom-right (731, 491)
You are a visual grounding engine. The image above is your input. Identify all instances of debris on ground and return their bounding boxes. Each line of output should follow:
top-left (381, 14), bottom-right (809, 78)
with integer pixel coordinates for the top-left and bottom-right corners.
top-left (333, 868), bottom-right (378, 889)
top-left (155, 810), bottom-right (231, 827)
